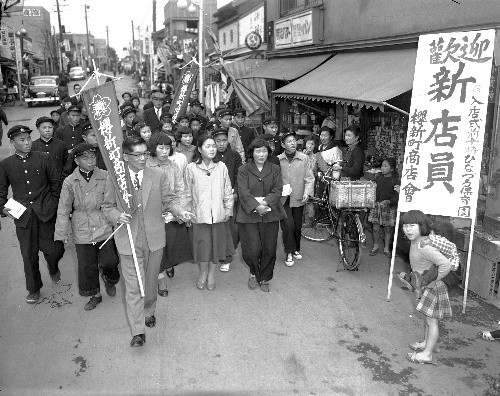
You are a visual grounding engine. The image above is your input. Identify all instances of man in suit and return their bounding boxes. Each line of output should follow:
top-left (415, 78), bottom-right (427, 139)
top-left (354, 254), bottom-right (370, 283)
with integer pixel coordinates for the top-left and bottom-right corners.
top-left (102, 136), bottom-right (191, 347)
top-left (142, 91), bottom-right (164, 133)
top-left (0, 125), bottom-right (65, 304)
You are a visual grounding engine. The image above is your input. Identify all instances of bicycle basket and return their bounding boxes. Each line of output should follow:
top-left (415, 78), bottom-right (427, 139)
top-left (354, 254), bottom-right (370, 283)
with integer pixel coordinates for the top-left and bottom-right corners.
top-left (329, 180), bottom-right (376, 208)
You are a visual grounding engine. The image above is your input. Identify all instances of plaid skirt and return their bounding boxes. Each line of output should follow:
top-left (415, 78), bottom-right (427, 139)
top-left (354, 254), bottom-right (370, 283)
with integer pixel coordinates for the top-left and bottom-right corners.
top-left (416, 280), bottom-right (453, 319)
top-left (368, 202), bottom-right (397, 227)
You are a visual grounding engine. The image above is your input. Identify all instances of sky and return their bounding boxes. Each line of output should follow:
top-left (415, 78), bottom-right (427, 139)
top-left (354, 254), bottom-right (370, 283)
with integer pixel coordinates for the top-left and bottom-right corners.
top-left (23, 0), bottom-right (167, 58)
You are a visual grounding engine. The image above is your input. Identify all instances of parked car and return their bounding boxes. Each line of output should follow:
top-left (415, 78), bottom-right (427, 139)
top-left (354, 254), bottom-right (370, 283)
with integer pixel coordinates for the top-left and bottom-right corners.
top-left (69, 66), bottom-right (85, 81)
top-left (24, 75), bottom-right (60, 107)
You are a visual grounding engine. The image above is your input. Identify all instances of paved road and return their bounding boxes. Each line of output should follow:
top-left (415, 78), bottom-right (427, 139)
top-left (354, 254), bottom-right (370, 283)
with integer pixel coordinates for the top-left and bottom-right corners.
top-left (0, 76), bottom-right (499, 395)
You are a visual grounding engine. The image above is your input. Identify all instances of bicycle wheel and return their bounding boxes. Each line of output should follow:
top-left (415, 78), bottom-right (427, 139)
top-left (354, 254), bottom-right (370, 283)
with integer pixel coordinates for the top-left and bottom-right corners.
top-left (6, 94), bottom-right (16, 106)
top-left (301, 201), bottom-right (334, 242)
top-left (338, 211), bottom-right (361, 270)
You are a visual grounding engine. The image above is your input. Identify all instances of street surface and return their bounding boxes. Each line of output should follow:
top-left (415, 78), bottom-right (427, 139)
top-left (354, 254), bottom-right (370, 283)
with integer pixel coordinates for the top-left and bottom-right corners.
top-left (0, 76), bottom-right (499, 396)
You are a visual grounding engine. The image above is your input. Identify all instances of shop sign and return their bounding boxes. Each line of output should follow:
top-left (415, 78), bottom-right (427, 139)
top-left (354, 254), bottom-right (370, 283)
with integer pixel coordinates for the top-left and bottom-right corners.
top-left (238, 6), bottom-right (264, 47)
top-left (219, 22), bottom-right (238, 52)
top-left (144, 35), bottom-right (151, 55)
top-left (399, 29), bottom-right (494, 218)
top-left (274, 9), bottom-right (319, 49)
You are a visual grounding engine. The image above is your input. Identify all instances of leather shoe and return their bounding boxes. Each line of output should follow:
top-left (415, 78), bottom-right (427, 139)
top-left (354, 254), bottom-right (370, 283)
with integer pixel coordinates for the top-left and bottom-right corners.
top-left (51, 269), bottom-right (61, 284)
top-left (158, 284), bottom-right (169, 297)
top-left (105, 283), bottom-right (116, 297)
top-left (145, 315), bottom-right (156, 327)
top-left (166, 267), bottom-right (174, 278)
top-left (84, 295), bottom-right (102, 310)
top-left (130, 334), bottom-right (145, 347)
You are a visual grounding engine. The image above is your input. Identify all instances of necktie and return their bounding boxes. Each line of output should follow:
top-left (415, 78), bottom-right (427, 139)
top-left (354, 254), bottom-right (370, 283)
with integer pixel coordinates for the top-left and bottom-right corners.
top-left (156, 108), bottom-right (161, 120)
top-left (134, 173), bottom-right (140, 190)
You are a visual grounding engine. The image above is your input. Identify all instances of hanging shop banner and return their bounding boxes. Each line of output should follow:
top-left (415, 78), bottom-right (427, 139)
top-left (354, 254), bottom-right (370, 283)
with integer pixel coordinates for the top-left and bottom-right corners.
top-left (170, 65), bottom-right (198, 123)
top-left (82, 82), bottom-right (134, 212)
top-left (398, 29), bottom-right (495, 218)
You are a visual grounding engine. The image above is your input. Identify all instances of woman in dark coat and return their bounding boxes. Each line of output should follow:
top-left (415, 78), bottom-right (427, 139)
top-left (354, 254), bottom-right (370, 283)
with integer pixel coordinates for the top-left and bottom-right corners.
top-left (236, 138), bottom-right (286, 292)
top-left (333, 124), bottom-right (365, 180)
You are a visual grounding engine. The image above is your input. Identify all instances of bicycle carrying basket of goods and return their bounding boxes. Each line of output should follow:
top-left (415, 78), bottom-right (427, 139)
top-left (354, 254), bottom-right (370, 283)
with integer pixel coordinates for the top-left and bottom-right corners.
top-left (329, 180), bottom-right (376, 209)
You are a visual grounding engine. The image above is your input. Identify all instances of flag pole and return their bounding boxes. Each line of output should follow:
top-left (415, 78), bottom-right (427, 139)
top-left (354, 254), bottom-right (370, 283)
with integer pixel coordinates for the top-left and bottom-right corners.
top-left (126, 223), bottom-right (145, 297)
top-left (387, 210), bottom-right (402, 301)
top-left (462, 218), bottom-right (475, 313)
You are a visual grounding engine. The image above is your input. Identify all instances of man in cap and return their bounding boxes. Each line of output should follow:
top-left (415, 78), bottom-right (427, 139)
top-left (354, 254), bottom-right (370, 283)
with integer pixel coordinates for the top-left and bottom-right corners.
top-left (189, 100), bottom-right (208, 131)
top-left (213, 127), bottom-right (242, 272)
top-left (143, 91), bottom-right (164, 133)
top-left (277, 131), bottom-right (314, 267)
top-left (0, 125), bottom-right (65, 304)
top-left (55, 143), bottom-right (120, 311)
top-left (55, 105), bottom-right (84, 152)
top-left (32, 116), bottom-right (68, 178)
top-left (121, 106), bottom-right (137, 139)
top-left (232, 107), bottom-right (257, 155)
top-left (58, 96), bottom-right (73, 128)
top-left (262, 117), bottom-right (282, 156)
top-left (218, 109), bottom-right (245, 161)
top-left (50, 109), bottom-right (61, 130)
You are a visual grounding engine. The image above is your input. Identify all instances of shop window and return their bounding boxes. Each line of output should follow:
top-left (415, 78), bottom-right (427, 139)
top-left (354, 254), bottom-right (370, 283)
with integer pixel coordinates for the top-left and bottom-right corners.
top-left (280, 0), bottom-right (322, 17)
top-left (186, 20), bottom-right (198, 29)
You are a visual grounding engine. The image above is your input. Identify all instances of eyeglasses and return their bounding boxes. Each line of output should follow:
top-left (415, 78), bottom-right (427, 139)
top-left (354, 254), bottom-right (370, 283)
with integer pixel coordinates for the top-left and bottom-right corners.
top-left (127, 151), bottom-right (150, 158)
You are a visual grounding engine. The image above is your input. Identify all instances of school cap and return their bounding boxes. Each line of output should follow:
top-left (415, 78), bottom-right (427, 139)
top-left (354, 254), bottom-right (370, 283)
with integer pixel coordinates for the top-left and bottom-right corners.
top-left (72, 142), bottom-right (96, 158)
top-left (263, 116), bottom-right (279, 125)
top-left (121, 91), bottom-right (132, 98)
top-left (50, 109), bottom-right (60, 116)
top-left (190, 100), bottom-right (204, 109)
top-left (178, 114), bottom-right (190, 122)
top-left (261, 133), bottom-right (276, 142)
top-left (7, 125), bottom-right (32, 139)
top-left (279, 131), bottom-right (296, 142)
top-left (35, 116), bottom-right (55, 128)
top-left (67, 105), bottom-right (82, 113)
top-left (189, 116), bottom-right (202, 124)
top-left (62, 96), bottom-right (72, 103)
top-left (211, 128), bottom-right (228, 138)
top-left (218, 109), bottom-right (233, 118)
top-left (233, 107), bottom-right (246, 116)
top-left (121, 106), bottom-right (136, 118)
top-left (81, 122), bottom-right (93, 133)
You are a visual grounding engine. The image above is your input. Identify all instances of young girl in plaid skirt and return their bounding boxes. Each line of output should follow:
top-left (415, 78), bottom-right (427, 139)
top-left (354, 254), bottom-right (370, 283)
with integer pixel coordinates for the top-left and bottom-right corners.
top-left (402, 210), bottom-right (453, 365)
top-left (368, 158), bottom-right (400, 258)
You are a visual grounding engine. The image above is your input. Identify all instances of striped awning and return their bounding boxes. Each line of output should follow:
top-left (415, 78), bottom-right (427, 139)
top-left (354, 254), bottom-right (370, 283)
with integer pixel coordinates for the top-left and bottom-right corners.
top-left (272, 48), bottom-right (417, 111)
top-left (224, 58), bottom-right (270, 116)
top-left (241, 54), bottom-right (331, 81)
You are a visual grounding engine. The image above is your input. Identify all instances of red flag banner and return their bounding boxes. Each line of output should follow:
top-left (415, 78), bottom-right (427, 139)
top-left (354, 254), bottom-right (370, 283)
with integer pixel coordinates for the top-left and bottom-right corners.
top-left (82, 82), bottom-right (134, 212)
top-left (170, 66), bottom-right (198, 123)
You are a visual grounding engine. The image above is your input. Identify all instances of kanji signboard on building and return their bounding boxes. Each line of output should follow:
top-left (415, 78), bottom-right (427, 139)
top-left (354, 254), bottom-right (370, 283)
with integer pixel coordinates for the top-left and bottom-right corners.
top-left (399, 29), bottom-right (495, 218)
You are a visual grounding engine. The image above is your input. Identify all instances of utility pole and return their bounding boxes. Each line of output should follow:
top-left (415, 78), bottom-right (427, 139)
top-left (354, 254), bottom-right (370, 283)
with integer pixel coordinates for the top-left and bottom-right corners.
top-left (152, 0), bottom-right (157, 85)
top-left (55, 0), bottom-right (63, 73)
top-left (137, 25), bottom-right (142, 65)
top-left (106, 26), bottom-right (109, 49)
top-left (84, 4), bottom-right (91, 69)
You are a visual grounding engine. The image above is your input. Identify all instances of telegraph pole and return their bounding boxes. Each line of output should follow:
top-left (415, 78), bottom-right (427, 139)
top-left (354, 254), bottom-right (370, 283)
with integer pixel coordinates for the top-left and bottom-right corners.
top-left (152, 0), bottom-right (157, 85)
top-left (55, 0), bottom-right (63, 73)
top-left (84, 4), bottom-right (91, 69)
top-left (106, 26), bottom-right (109, 49)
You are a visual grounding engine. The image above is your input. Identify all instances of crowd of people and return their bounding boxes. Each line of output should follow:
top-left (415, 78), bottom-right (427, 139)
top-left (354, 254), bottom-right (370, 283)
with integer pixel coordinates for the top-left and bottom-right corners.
top-left (0, 85), bottom-right (468, 353)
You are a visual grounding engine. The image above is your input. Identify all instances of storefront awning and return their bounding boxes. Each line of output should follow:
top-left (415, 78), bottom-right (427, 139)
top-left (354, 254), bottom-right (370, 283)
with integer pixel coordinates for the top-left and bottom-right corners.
top-left (272, 48), bottom-right (417, 110)
top-left (241, 54), bottom-right (331, 81)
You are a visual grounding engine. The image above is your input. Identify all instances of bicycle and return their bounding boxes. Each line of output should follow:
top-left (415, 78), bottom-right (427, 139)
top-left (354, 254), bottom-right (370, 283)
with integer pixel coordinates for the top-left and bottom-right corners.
top-left (0, 91), bottom-right (16, 107)
top-left (301, 168), bottom-right (367, 271)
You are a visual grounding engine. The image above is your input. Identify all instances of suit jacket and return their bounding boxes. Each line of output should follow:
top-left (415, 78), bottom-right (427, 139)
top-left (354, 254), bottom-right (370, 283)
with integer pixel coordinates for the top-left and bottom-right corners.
top-left (143, 107), bottom-right (163, 133)
top-left (0, 151), bottom-right (61, 228)
top-left (236, 160), bottom-right (286, 224)
top-left (101, 167), bottom-right (182, 255)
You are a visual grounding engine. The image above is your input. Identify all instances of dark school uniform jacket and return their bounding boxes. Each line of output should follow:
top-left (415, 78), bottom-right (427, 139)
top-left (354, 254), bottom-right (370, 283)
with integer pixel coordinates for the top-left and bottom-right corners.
top-left (215, 148), bottom-right (242, 191)
top-left (31, 137), bottom-right (68, 178)
top-left (55, 123), bottom-right (84, 152)
top-left (0, 151), bottom-right (61, 228)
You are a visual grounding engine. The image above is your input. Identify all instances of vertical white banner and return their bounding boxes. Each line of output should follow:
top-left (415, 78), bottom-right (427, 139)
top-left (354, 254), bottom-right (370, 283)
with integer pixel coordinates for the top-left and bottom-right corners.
top-left (399, 29), bottom-right (495, 218)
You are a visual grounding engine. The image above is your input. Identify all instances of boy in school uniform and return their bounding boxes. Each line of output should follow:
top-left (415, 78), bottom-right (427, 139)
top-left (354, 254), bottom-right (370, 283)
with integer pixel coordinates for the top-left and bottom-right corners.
top-left (55, 105), bottom-right (84, 152)
top-left (218, 109), bottom-right (245, 162)
top-left (232, 107), bottom-right (257, 155)
top-left (262, 117), bottom-right (282, 156)
top-left (0, 125), bottom-right (65, 304)
top-left (31, 116), bottom-right (68, 179)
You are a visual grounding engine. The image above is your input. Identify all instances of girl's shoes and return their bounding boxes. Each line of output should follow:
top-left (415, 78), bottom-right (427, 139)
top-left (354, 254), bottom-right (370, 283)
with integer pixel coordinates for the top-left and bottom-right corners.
top-left (206, 281), bottom-right (216, 291)
top-left (196, 280), bottom-right (206, 290)
top-left (369, 246), bottom-right (379, 256)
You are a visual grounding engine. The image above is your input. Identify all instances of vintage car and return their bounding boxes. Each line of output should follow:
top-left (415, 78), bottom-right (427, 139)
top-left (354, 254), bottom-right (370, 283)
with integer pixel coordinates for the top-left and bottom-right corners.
top-left (24, 75), bottom-right (60, 107)
top-left (69, 66), bottom-right (85, 81)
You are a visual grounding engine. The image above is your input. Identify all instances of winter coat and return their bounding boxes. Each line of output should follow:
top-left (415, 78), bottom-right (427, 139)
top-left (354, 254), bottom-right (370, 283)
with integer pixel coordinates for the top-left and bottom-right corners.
top-left (54, 167), bottom-right (113, 244)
